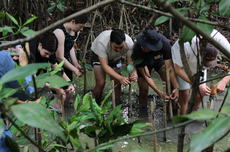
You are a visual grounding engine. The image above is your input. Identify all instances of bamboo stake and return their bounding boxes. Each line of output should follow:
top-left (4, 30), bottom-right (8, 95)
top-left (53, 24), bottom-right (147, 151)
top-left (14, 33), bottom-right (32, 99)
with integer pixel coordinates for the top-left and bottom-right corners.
top-left (112, 80), bottom-right (116, 109)
top-left (151, 99), bottom-right (157, 152)
top-left (163, 81), bottom-right (167, 142)
top-left (83, 60), bottom-right (87, 95)
top-left (166, 69), bottom-right (173, 120)
top-left (59, 95), bottom-right (65, 122)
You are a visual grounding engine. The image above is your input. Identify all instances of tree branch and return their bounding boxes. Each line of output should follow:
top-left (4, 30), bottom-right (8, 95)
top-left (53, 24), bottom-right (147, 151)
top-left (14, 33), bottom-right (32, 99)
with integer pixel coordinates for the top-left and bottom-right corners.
top-left (0, 0), bottom-right (116, 49)
top-left (118, 0), bottom-right (230, 31)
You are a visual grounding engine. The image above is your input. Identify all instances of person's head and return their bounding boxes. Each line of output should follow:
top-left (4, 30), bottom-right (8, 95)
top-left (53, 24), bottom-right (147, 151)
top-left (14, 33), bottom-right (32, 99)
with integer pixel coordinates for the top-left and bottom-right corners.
top-left (64, 7), bottom-right (88, 32)
top-left (135, 30), bottom-right (163, 53)
top-left (38, 32), bottom-right (58, 58)
top-left (110, 29), bottom-right (126, 52)
top-left (200, 43), bottom-right (218, 68)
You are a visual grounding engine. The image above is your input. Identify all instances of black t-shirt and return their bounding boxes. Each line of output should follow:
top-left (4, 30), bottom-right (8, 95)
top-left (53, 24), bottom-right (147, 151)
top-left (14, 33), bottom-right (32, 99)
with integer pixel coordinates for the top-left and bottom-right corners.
top-left (29, 38), bottom-right (56, 64)
top-left (133, 34), bottom-right (171, 67)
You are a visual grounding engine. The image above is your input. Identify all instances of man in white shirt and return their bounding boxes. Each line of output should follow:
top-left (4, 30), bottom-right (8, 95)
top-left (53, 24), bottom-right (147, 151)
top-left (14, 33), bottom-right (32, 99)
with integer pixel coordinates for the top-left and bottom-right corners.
top-left (90, 29), bottom-right (137, 104)
top-left (171, 29), bottom-right (230, 114)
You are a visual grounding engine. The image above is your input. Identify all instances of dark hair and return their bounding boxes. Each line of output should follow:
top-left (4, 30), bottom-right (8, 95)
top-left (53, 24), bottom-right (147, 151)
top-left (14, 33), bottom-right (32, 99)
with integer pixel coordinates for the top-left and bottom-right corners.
top-left (110, 29), bottom-right (126, 45)
top-left (39, 32), bottom-right (58, 53)
top-left (64, 7), bottom-right (88, 24)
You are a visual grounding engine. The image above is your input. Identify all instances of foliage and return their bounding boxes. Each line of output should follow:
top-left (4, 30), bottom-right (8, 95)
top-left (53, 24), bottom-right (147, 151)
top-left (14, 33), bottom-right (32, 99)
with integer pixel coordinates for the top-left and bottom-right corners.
top-left (173, 105), bottom-right (230, 152)
top-left (0, 13), bottom-right (37, 40)
top-left (48, 0), bottom-right (67, 13)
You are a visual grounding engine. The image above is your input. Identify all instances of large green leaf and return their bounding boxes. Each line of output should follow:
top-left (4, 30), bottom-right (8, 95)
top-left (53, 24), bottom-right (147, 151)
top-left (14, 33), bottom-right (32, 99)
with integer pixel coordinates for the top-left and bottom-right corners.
top-left (133, 59), bottom-right (143, 65)
top-left (190, 117), bottom-right (230, 152)
top-left (6, 13), bottom-right (19, 26)
top-left (127, 63), bottom-right (133, 75)
top-left (173, 108), bottom-right (218, 124)
top-left (3, 98), bottom-right (18, 110)
top-left (5, 135), bottom-right (20, 152)
top-left (0, 119), bottom-right (4, 139)
top-left (0, 88), bottom-right (19, 99)
top-left (196, 15), bottom-right (214, 36)
top-left (154, 16), bottom-right (170, 27)
top-left (219, 0), bottom-right (230, 17)
top-left (121, 66), bottom-right (127, 75)
top-left (69, 135), bottom-right (81, 148)
top-left (101, 89), bottom-right (113, 108)
top-left (0, 63), bottom-right (50, 84)
top-left (180, 24), bottom-right (196, 43)
top-left (30, 73), bottom-right (71, 88)
top-left (67, 121), bottom-right (80, 132)
top-left (220, 104), bottom-right (230, 115)
top-left (20, 27), bottom-right (37, 37)
top-left (23, 17), bottom-right (37, 26)
top-left (11, 103), bottom-right (65, 141)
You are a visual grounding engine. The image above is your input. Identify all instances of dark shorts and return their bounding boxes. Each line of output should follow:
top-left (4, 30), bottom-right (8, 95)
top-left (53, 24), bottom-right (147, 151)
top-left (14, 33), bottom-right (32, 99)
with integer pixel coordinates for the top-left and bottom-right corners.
top-left (89, 51), bottom-right (122, 68)
top-left (137, 58), bottom-right (164, 77)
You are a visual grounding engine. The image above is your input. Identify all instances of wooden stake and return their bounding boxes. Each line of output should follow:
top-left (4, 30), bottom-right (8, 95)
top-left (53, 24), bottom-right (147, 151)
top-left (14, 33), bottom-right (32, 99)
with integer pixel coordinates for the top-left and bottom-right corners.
top-left (83, 59), bottom-right (87, 95)
top-left (151, 100), bottom-right (157, 152)
top-left (129, 83), bottom-right (132, 116)
top-left (38, 130), bottom-right (42, 152)
top-left (163, 81), bottom-right (167, 142)
top-left (166, 69), bottom-right (173, 120)
top-left (59, 95), bottom-right (65, 122)
top-left (112, 80), bottom-right (116, 109)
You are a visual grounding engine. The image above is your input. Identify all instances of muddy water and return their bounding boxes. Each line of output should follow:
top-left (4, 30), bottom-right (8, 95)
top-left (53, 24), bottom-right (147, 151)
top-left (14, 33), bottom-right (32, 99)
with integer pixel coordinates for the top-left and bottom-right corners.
top-left (64, 70), bottom-right (230, 152)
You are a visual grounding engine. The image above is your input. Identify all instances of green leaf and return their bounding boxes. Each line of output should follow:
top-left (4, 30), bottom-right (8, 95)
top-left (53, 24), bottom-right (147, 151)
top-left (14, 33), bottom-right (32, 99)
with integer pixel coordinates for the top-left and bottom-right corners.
top-left (0, 119), bottom-right (4, 138)
top-left (16, 135), bottom-right (33, 144)
top-left (132, 123), bottom-right (148, 128)
top-left (48, 98), bottom-right (57, 108)
top-left (67, 121), bottom-right (80, 132)
top-left (5, 135), bottom-right (20, 152)
top-left (133, 59), bottom-right (143, 65)
top-left (173, 108), bottom-right (218, 124)
top-left (129, 128), bottom-right (144, 135)
top-left (11, 103), bottom-right (65, 141)
top-left (121, 66), bottom-right (127, 75)
top-left (220, 104), bottom-right (230, 115)
top-left (83, 93), bottom-right (89, 105)
top-left (101, 89), bottom-right (113, 108)
top-left (0, 12), bottom-right (5, 19)
top-left (78, 100), bottom-right (90, 112)
top-left (190, 117), bottom-right (230, 152)
top-left (127, 63), bottom-right (133, 75)
top-left (95, 144), bottom-right (113, 151)
top-left (0, 88), bottom-right (19, 99)
top-left (196, 15), bottom-right (214, 36)
top-left (23, 17), bottom-right (37, 26)
top-left (180, 25), bottom-right (196, 43)
top-left (20, 28), bottom-right (37, 37)
top-left (6, 13), bottom-right (19, 26)
top-left (74, 94), bottom-right (81, 110)
top-left (50, 60), bottom-right (64, 76)
top-left (0, 63), bottom-right (50, 84)
top-left (48, 5), bottom-right (56, 13)
top-left (40, 96), bottom-right (46, 106)
top-left (49, 144), bottom-right (66, 148)
top-left (3, 98), bottom-right (18, 110)
top-left (57, 4), bottom-right (67, 12)
top-left (219, 0), bottom-right (230, 17)
top-left (154, 16), bottom-right (170, 27)
top-left (84, 64), bottom-right (93, 71)
top-left (30, 73), bottom-right (71, 88)
top-left (69, 135), bottom-right (81, 148)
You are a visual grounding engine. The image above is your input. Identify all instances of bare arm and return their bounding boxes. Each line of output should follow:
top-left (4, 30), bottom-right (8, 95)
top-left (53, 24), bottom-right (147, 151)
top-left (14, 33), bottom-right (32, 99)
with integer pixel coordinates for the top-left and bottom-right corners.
top-left (215, 71), bottom-right (230, 94)
top-left (53, 29), bottom-right (82, 77)
top-left (98, 56), bottom-right (131, 86)
top-left (138, 66), bottom-right (169, 100)
top-left (175, 64), bottom-right (191, 84)
top-left (164, 59), bottom-right (179, 100)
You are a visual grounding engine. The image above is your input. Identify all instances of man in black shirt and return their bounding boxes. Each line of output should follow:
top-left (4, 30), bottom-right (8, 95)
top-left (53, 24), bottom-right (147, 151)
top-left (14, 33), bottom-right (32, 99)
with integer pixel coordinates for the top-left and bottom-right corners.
top-left (133, 30), bottom-right (179, 103)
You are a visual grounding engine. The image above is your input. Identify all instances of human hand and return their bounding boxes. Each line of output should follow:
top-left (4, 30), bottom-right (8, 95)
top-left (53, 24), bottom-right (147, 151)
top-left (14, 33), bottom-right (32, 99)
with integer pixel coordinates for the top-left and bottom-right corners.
top-left (158, 90), bottom-right (170, 102)
top-left (215, 80), bottom-right (227, 94)
top-left (119, 77), bottom-right (131, 87)
top-left (74, 69), bottom-right (83, 77)
top-left (129, 71), bottom-right (138, 82)
top-left (35, 96), bottom-right (42, 104)
top-left (53, 88), bottom-right (66, 96)
top-left (199, 84), bottom-right (211, 97)
top-left (170, 88), bottom-right (179, 100)
top-left (66, 84), bottom-right (75, 93)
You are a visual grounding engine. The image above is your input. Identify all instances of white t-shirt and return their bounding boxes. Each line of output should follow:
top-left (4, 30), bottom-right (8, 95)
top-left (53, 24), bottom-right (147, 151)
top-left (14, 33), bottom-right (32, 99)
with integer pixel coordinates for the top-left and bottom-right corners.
top-left (91, 30), bottom-right (134, 60)
top-left (172, 29), bottom-right (230, 74)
